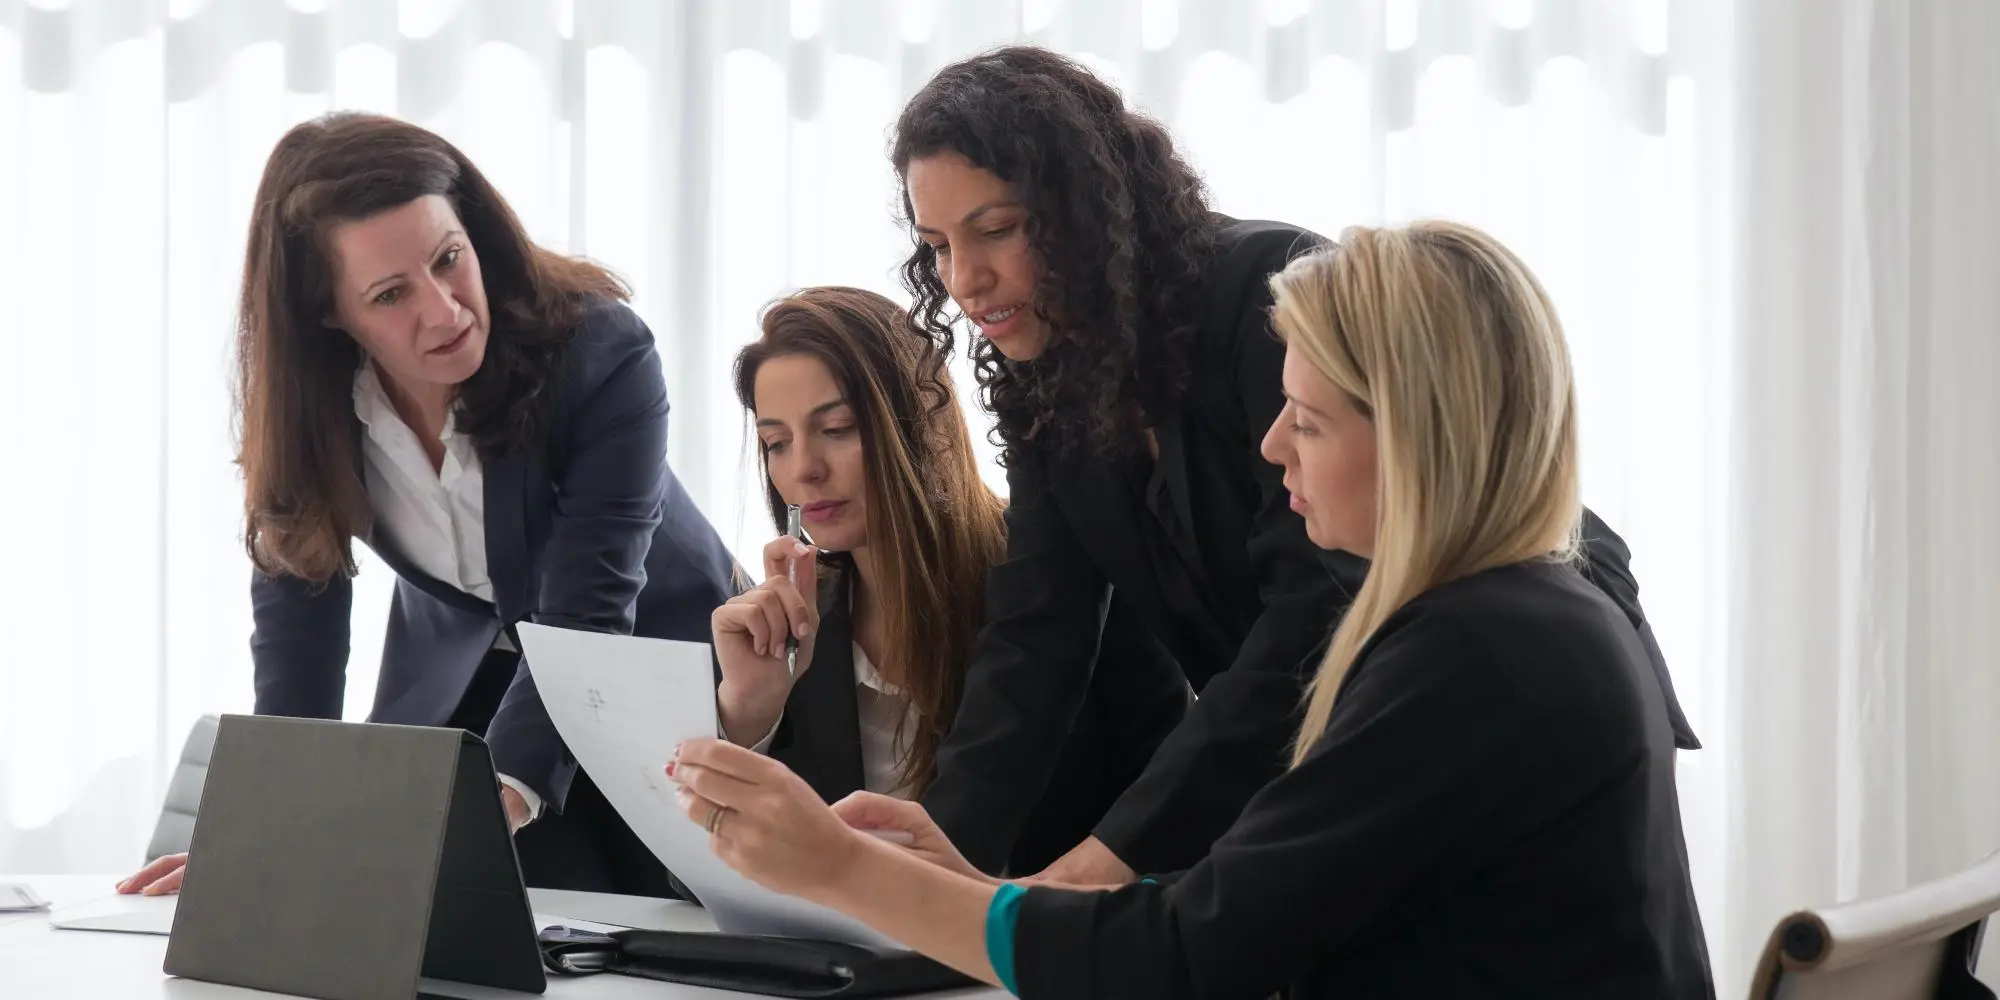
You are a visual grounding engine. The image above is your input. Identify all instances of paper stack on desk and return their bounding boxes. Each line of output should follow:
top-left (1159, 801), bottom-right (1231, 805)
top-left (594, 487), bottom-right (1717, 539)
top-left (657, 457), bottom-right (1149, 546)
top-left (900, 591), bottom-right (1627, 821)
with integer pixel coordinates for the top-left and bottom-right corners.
top-left (514, 623), bottom-right (902, 950)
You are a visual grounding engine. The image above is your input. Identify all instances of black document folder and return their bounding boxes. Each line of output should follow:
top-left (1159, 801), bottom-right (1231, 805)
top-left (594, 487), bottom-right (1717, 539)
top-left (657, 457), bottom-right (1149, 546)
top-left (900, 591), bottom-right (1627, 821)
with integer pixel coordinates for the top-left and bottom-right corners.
top-left (538, 924), bottom-right (978, 997)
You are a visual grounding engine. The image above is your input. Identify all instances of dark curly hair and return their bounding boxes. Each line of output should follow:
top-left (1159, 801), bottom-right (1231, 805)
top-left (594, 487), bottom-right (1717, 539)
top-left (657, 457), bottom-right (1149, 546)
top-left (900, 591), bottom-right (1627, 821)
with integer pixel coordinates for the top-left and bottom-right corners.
top-left (236, 111), bottom-right (628, 583)
top-left (892, 45), bottom-right (1221, 463)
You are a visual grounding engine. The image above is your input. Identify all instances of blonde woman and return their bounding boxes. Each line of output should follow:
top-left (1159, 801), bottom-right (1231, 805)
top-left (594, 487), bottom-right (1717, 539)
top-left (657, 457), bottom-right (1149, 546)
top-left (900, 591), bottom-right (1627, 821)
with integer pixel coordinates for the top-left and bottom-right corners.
top-left (663, 222), bottom-right (1715, 999)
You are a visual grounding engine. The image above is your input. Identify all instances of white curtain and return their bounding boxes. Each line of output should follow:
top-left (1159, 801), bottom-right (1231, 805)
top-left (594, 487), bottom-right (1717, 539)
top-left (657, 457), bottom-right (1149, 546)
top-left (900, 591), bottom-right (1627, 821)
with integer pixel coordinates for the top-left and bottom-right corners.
top-left (1706, 0), bottom-right (2000, 992)
top-left (2, 0), bottom-right (1993, 994)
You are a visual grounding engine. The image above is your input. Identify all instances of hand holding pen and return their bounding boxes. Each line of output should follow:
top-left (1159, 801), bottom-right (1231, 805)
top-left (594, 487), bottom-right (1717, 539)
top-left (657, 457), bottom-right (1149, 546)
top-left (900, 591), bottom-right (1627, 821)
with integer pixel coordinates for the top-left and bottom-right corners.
top-left (709, 528), bottom-right (820, 746)
top-left (785, 504), bottom-right (804, 678)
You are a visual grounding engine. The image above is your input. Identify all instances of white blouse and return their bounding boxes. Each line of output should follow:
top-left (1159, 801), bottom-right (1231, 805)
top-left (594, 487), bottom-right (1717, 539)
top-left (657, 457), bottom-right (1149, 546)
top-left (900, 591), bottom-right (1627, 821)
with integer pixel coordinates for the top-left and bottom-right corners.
top-left (352, 362), bottom-right (539, 818)
top-left (850, 644), bottom-right (918, 799)
top-left (352, 363), bottom-right (493, 603)
top-left (751, 641), bottom-right (919, 800)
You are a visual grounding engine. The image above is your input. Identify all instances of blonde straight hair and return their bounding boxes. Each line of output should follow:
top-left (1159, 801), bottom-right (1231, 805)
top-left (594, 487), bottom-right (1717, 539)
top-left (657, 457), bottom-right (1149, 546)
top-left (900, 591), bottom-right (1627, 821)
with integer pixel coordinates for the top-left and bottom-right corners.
top-left (1273, 222), bottom-right (1584, 766)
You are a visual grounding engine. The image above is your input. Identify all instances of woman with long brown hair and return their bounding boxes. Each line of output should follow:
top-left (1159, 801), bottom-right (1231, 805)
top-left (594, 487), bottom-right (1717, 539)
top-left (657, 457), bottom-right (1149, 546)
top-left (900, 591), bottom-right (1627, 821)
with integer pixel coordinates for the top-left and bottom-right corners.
top-left (118, 111), bottom-right (737, 897)
top-left (713, 286), bottom-right (1187, 873)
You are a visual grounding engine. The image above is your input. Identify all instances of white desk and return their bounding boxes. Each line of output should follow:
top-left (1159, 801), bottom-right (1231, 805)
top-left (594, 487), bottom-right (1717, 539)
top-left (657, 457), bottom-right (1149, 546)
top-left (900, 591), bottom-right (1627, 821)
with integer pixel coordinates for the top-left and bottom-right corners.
top-left (1, 875), bottom-right (1002, 999)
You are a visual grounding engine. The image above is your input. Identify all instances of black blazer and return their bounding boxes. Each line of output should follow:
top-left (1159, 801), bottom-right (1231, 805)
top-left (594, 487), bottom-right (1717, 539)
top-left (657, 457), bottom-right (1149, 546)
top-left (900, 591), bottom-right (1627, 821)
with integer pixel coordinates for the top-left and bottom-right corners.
top-left (249, 299), bottom-right (739, 811)
top-left (923, 217), bottom-right (1700, 876)
top-left (1009, 561), bottom-right (1715, 999)
top-left (767, 568), bottom-right (1191, 875)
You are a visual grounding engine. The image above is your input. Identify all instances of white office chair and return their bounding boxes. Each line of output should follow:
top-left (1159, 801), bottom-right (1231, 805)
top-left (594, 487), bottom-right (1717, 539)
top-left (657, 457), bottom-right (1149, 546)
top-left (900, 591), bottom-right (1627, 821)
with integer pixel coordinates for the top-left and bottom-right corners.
top-left (1748, 848), bottom-right (2000, 999)
top-left (143, 714), bottom-right (220, 862)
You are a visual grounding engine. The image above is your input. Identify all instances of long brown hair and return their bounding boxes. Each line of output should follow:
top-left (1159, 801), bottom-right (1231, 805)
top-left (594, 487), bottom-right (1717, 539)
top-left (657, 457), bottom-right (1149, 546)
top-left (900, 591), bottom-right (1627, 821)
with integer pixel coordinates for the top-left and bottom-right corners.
top-left (235, 111), bottom-right (628, 584)
top-left (733, 287), bottom-right (1006, 793)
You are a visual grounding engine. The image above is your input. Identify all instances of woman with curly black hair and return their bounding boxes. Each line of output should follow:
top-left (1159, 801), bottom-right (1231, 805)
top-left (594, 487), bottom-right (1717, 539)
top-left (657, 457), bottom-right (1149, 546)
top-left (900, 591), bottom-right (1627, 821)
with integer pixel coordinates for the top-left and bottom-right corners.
top-left (890, 46), bottom-right (1701, 886)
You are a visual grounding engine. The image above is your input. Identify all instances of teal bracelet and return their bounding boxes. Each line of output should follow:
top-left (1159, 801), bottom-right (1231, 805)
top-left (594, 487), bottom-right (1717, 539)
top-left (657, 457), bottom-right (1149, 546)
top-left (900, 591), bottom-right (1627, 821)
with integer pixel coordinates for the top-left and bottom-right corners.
top-left (985, 883), bottom-right (1029, 995)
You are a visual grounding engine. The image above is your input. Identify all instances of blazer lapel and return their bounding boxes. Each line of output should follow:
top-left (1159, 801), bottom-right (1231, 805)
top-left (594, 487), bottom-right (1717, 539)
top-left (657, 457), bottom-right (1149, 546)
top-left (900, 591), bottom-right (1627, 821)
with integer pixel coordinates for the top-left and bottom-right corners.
top-left (360, 529), bottom-right (490, 616)
top-left (1149, 411), bottom-right (1237, 656)
top-left (781, 572), bottom-right (867, 801)
top-left (1048, 451), bottom-right (1173, 625)
top-left (1054, 421), bottom-right (1234, 656)
top-left (481, 449), bottom-right (532, 625)
top-left (1150, 409), bottom-right (1209, 581)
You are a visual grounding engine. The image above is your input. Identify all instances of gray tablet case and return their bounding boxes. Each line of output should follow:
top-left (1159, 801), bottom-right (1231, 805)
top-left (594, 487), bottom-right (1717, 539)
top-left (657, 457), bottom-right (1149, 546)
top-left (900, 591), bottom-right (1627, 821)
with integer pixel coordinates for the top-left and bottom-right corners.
top-left (162, 714), bottom-right (547, 999)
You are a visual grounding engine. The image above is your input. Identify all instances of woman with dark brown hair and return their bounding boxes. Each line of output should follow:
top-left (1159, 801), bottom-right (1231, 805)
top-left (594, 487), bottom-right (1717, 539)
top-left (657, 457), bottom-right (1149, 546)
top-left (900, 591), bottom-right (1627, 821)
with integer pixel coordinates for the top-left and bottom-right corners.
top-left (118, 111), bottom-right (737, 897)
top-left (715, 286), bottom-right (1187, 873)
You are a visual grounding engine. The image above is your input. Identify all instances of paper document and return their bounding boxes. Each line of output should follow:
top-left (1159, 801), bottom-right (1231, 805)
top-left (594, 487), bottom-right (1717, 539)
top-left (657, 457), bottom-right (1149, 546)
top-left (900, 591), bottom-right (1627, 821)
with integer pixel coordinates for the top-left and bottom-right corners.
top-left (46, 892), bottom-right (624, 942)
top-left (516, 623), bottom-right (902, 949)
top-left (48, 893), bottom-right (177, 934)
top-left (1, 883), bottom-right (50, 911)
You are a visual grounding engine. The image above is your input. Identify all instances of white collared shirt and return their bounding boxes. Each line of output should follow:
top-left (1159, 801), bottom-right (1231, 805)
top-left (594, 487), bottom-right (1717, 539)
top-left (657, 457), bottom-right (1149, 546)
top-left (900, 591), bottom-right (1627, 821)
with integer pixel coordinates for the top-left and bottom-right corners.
top-left (751, 642), bottom-right (919, 799)
top-left (353, 363), bottom-right (542, 821)
top-left (850, 644), bottom-right (918, 799)
top-left (354, 363), bottom-right (494, 603)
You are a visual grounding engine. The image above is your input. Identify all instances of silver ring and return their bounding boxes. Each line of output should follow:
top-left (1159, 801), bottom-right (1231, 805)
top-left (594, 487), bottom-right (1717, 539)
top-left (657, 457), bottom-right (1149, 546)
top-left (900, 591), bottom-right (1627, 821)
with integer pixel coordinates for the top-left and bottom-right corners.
top-left (705, 803), bottom-right (729, 837)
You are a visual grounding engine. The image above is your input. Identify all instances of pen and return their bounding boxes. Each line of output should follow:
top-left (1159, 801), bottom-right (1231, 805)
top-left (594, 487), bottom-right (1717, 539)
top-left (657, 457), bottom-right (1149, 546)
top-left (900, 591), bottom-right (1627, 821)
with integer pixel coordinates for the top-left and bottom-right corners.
top-left (784, 504), bottom-right (803, 677)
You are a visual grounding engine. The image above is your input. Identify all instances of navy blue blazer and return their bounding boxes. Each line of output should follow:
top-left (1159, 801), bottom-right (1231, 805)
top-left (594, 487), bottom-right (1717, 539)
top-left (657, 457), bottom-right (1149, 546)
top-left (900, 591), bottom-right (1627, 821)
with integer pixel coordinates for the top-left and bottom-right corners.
top-left (248, 299), bottom-right (739, 811)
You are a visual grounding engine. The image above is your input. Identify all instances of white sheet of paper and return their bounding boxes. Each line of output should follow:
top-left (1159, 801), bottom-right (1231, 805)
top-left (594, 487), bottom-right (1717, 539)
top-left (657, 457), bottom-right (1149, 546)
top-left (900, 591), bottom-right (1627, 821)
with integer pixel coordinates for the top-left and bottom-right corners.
top-left (48, 894), bottom-right (177, 934)
top-left (46, 893), bottom-right (623, 943)
top-left (0, 883), bottom-right (50, 911)
top-left (515, 622), bottom-right (903, 949)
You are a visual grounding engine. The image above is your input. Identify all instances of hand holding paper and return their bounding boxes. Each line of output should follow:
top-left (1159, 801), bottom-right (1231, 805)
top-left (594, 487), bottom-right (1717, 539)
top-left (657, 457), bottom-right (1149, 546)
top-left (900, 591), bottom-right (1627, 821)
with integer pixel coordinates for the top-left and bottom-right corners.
top-left (515, 623), bottom-right (901, 948)
top-left (668, 738), bottom-right (879, 901)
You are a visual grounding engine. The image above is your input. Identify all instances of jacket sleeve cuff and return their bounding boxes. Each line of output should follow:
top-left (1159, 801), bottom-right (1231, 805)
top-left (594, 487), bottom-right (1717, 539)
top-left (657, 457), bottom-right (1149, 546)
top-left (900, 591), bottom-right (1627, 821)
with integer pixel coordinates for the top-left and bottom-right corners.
top-left (496, 773), bottom-right (545, 823)
top-left (486, 735), bottom-right (579, 815)
top-left (1012, 885), bottom-right (1107, 1000)
top-left (1089, 809), bottom-right (1159, 879)
top-left (746, 714), bottom-right (782, 754)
